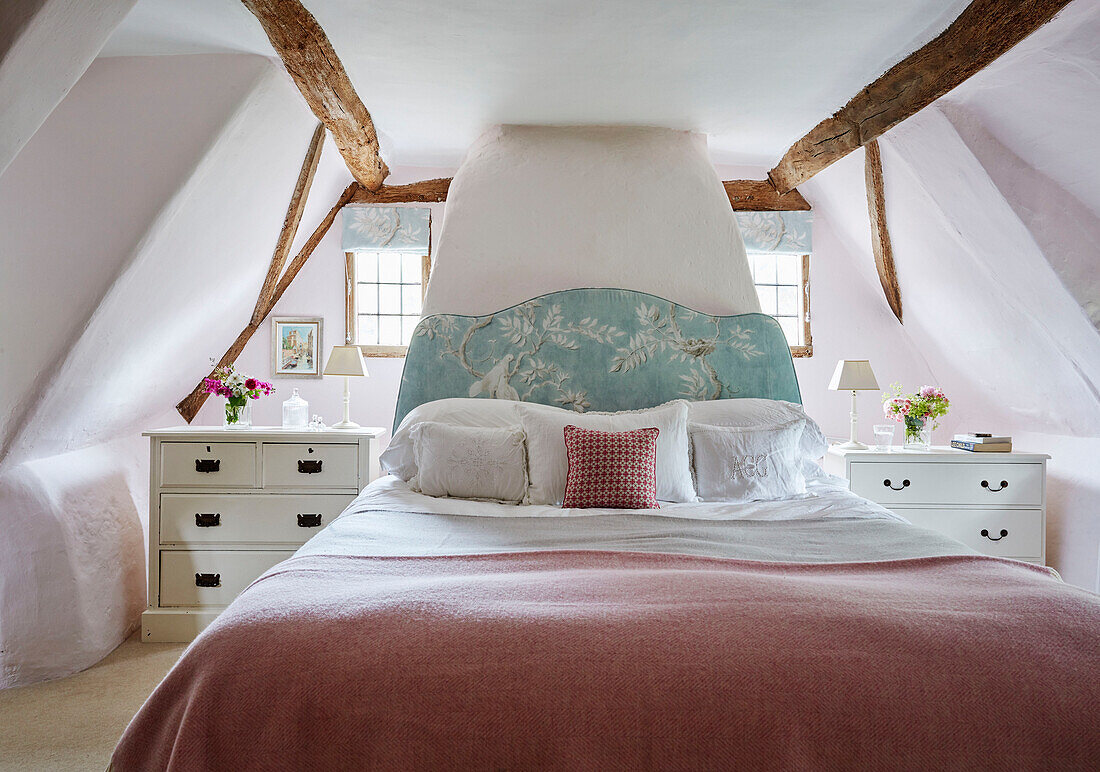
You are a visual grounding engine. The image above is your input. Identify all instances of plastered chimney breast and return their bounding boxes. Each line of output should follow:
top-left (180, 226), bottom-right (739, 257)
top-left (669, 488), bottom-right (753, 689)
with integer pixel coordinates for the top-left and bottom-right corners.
top-left (423, 126), bottom-right (760, 316)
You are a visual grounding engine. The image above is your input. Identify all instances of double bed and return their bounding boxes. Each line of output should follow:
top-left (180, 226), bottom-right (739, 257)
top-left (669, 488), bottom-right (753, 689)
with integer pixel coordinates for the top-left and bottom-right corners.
top-left (114, 289), bottom-right (1099, 770)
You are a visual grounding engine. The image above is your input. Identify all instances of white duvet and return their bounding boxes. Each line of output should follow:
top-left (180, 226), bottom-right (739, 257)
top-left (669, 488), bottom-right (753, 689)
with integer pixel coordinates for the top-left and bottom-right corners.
top-left (296, 475), bottom-right (979, 565)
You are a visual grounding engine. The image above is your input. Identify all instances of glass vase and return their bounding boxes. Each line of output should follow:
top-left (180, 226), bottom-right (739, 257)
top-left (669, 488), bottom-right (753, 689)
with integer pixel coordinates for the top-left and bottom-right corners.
top-left (903, 416), bottom-right (931, 450)
top-left (224, 398), bottom-right (252, 429)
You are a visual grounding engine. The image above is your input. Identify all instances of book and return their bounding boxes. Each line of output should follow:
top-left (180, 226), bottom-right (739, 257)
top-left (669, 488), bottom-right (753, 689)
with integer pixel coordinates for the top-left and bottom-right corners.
top-left (951, 440), bottom-right (1012, 452)
top-left (953, 433), bottom-right (1012, 444)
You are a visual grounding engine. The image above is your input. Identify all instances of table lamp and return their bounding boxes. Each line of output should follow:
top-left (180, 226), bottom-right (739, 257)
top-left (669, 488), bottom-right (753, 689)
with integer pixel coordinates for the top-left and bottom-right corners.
top-left (323, 345), bottom-right (369, 429)
top-left (828, 359), bottom-right (879, 450)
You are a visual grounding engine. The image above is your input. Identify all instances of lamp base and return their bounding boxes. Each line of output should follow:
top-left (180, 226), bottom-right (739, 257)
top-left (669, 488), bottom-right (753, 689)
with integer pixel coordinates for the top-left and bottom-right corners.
top-left (331, 419), bottom-right (361, 429)
top-left (835, 440), bottom-right (870, 451)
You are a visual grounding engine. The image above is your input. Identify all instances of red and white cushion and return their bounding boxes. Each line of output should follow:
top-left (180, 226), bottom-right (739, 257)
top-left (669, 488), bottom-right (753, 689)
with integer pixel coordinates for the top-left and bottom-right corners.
top-left (561, 425), bottom-right (660, 509)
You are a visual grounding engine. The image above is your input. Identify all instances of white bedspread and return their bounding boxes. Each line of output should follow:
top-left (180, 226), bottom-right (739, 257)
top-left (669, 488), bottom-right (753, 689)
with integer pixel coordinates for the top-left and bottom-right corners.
top-left (296, 476), bottom-right (978, 564)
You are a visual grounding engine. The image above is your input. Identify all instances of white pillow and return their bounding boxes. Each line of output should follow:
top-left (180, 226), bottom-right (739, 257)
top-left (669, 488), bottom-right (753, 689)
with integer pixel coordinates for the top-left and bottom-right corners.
top-left (687, 399), bottom-right (828, 467)
top-left (690, 422), bottom-right (807, 502)
top-left (519, 400), bottom-right (695, 505)
top-left (409, 422), bottom-right (528, 503)
top-left (381, 398), bottom-right (522, 481)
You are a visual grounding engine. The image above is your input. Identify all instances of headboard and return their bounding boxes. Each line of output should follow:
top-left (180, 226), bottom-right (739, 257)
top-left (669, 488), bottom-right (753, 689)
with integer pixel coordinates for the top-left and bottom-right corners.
top-left (393, 288), bottom-right (801, 431)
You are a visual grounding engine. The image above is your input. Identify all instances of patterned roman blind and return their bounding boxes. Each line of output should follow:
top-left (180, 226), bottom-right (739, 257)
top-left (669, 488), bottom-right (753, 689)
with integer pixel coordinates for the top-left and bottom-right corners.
top-left (734, 211), bottom-right (812, 253)
top-left (341, 206), bottom-right (431, 252)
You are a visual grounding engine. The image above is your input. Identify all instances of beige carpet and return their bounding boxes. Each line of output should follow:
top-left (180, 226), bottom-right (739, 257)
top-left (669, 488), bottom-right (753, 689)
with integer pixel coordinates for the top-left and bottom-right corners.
top-left (0, 634), bottom-right (185, 771)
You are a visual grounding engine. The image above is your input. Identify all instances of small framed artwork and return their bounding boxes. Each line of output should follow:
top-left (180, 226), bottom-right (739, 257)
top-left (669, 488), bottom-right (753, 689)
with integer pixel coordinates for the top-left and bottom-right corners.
top-left (272, 317), bottom-right (323, 377)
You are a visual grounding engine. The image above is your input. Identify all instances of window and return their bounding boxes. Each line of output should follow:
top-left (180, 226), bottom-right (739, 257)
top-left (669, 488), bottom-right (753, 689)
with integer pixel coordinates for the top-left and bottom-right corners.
top-left (748, 252), bottom-right (811, 357)
top-left (345, 250), bottom-right (430, 357)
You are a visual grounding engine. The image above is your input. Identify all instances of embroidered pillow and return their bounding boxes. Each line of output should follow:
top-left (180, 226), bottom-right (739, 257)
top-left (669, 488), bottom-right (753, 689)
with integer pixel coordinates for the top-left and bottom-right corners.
top-left (381, 397), bottom-right (524, 481)
top-left (410, 422), bottom-right (528, 503)
top-left (519, 400), bottom-right (694, 505)
top-left (562, 425), bottom-right (660, 509)
top-left (689, 421), bottom-right (806, 502)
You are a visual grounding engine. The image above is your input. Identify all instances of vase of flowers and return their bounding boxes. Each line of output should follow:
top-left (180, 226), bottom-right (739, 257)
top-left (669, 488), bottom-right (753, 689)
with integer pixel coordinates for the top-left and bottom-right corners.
top-left (882, 384), bottom-right (950, 450)
top-left (203, 364), bottom-right (274, 429)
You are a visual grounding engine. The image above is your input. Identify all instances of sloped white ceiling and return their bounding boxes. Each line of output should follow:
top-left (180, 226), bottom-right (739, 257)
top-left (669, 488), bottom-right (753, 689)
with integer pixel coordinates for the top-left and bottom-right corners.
top-left (100, 0), bottom-right (972, 166)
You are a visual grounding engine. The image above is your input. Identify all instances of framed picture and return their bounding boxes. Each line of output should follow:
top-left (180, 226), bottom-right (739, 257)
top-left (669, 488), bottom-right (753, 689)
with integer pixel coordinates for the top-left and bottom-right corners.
top-left (272, 317), bottom-right (323, 378)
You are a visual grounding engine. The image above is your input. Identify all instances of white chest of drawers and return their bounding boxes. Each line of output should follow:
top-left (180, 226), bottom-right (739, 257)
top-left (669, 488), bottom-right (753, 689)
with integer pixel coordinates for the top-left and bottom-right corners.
top-left (824, 446), bottom-right (1049, 564)
top-left (142, 426), bottom-right (385, 642)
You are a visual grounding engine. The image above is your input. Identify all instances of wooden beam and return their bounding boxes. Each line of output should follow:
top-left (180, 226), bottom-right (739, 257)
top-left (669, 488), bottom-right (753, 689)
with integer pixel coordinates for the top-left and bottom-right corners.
top-left (241, 0), bottom-right (389, 191)
top-left (723, 180), bottom-right (810, 211)
top-left (176, 182), bottom-right (360, 422)
top-left (251, 122), bottom-right (325, 325)
top-left (348, 177), bottom-right (452, 204)
top-left (769, 0), bottom-right (1072, 193)
top-left (865, 140), bottom-right (902, 323)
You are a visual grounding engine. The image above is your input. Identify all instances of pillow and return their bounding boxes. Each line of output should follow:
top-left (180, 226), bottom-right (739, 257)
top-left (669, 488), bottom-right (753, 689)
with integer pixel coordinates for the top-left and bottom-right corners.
top-left (689, 421), bottom-right (807, 502)
top-left (687, 398), bottom-right (828, 472)
top-left (562, 426), bottom-right (660, 509)
top-left (381, 397), bottom-right (522, 481)
top-left (519, 400), bottom-right (695, 505)
top-left (409, 422), bottom-right (528, 502)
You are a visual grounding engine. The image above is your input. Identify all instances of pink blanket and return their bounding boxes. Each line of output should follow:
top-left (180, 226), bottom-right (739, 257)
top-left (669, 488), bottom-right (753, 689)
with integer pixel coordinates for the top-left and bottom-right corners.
top-left (114, 552), bottom-right (1100, 770)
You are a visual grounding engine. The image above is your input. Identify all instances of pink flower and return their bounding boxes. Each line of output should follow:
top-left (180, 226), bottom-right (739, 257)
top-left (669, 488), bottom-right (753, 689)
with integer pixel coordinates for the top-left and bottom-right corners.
top-left (245, 378), bottom-right (258, 390)
top-left (920, 386), bottom-right (936, 399)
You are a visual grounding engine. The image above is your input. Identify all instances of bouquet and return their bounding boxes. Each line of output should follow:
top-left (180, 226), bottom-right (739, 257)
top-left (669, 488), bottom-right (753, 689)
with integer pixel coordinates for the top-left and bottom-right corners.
top-left (203, 363), bottom-right (274, 426)
top-left (883, 384), bottom-right (949, 446)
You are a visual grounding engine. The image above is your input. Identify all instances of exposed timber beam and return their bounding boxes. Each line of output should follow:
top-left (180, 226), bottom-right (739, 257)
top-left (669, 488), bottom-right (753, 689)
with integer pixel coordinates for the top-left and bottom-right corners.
top-left (865, 140), bottom-right (902, 323)
top-left (723, 180), bottom-right (810, 211)
top-left (768, 0), bottom-right (1072, 193)
top-left (348, 177), bottom-right (452, 204)
top-left (251, 122), bottom-right (325, 325)
top-left (241, 0), bottom-right (389, 191)
top-left (176, 182), bottom-right (360, 422)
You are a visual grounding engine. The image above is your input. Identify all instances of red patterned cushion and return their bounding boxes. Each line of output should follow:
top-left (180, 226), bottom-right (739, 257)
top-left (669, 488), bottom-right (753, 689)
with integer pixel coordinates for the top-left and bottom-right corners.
top-left (561, 425), bottom-right (660, 509)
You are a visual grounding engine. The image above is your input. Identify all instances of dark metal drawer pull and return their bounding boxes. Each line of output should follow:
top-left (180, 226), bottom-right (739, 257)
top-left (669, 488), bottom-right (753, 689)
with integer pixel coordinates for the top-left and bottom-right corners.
top-left (195, 459), bottom-right (221, 473)
top-left (195, 512), bottom-right (221, 527)
top-left (195, 572), bottom-right (221, 588)
top-left (298, 459), bottom-right (323, 474)
top-left (981, 528), bottom-right (1009, 541)
top-left (981, 480), bottom-right (1009, 492)
top-left (883, 479), bottom-right (910, 491)
top-left (297, 513), bottom-right (323, 528)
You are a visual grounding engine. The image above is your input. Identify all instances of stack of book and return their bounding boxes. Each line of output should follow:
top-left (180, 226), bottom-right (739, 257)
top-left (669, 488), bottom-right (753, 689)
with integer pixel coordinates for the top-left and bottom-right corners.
top-left (951, 433), bottom-right (1012, 452)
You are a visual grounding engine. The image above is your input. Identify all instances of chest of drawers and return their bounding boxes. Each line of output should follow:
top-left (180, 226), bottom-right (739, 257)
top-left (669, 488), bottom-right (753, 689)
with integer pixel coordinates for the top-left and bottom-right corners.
top-left (824, 446), bottom-right (1049, 564)
top-left (142, 426), bottom-right (385, 642)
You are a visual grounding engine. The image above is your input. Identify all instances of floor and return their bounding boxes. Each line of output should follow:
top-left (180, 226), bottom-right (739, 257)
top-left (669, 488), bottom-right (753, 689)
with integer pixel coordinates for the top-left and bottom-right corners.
top-left (0, 634), bottom-right (186, 771)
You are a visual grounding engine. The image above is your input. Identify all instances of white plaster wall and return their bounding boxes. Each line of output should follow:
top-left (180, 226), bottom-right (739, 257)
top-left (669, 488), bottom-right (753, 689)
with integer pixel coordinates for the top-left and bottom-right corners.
top-left (0, 0), bottom-right (138, 176)
top-left (0, 54), bottom-right (274, 458)
top-left (0, 54), bottom-right (328, 686)
top-left (424, 125), bottom-right (760, 317)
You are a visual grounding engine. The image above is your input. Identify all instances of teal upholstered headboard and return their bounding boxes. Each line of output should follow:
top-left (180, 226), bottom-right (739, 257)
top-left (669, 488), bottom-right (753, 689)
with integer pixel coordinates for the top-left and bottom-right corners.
top-left (393, 288), bottom-right (801, 431)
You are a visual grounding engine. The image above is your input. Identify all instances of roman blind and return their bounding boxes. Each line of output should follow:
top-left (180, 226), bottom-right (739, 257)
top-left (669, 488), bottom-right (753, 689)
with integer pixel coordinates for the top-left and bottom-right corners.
top-left (342, 206), bottom-right (430, 252)
top-left (734, 211), bottom-right (812, 253)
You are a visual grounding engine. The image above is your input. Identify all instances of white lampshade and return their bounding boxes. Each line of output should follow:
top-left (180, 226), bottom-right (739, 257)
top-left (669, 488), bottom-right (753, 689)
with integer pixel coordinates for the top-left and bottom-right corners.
top-left (323, 345), bottom-right (369, 377)
top-left (828, 360), bottom-right (878, 391)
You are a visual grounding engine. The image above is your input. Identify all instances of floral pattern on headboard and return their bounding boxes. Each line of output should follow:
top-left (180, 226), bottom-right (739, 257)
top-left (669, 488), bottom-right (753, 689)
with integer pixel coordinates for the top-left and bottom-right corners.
top-left (394, 288), bottom-right (800, 431)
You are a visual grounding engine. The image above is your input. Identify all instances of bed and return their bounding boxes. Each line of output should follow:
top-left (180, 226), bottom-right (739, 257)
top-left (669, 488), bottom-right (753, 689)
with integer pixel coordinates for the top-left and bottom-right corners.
top-left (113, 289), bottom-right (1100, 770)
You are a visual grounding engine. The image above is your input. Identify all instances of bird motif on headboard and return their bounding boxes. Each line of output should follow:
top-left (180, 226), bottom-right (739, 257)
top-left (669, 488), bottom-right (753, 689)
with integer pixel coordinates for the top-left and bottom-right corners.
top-left (394, 288), bottom-right (800, 431)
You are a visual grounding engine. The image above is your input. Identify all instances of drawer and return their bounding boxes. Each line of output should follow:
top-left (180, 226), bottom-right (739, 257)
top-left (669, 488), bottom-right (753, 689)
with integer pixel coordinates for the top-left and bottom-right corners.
top-left (262, 443), bottom-right (358, 488)
top-left (849, 462), bottom-right (1043, 507)
top-left (161, 442), bottom-right (256, 488)
top-left (160, 494), bottom-right (354, 545)
top-left (895, 508), bottom-right (1043, 559)
top-left (159, 550), bottom-right (293, 608)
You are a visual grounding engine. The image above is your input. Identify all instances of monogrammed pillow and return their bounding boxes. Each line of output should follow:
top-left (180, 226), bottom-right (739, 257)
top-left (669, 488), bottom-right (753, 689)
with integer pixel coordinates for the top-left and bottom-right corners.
top-left (689, 421), bottom-right (806, 502)
top-left (409, 422), bottom-right (528, 503)
top-left (562, 425), bottom-right (660, 509)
